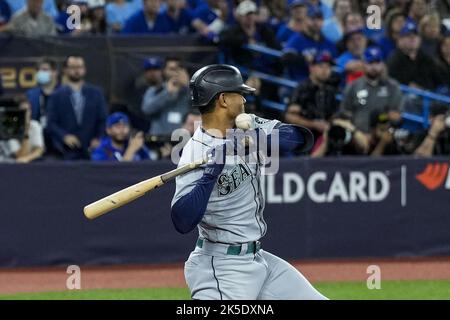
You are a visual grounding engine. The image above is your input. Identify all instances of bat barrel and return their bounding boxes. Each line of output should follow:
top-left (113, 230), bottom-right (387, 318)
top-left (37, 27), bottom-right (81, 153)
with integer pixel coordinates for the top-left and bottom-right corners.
top-left (83, 176), bottom-right (164, 220)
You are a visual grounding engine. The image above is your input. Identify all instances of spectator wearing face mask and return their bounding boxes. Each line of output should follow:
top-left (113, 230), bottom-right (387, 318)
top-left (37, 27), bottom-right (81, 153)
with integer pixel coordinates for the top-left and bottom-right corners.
top-left (26, 58), bottom-right (59, 128)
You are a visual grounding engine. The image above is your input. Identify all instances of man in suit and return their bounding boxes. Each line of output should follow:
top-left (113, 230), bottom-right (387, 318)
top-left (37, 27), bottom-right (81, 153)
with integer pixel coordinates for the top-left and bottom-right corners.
top-left (47, 55), bottom-right (107, 160)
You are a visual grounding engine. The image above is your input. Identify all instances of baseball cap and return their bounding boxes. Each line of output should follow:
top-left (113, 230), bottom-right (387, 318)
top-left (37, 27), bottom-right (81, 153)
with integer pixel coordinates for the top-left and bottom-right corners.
top-left (236, 0), bottom-right (258, 16)
top-left (106, 112), bottom-right (129, 128)
top-left (343, 28), bottom-right (365, 42)
top-left (307, 5), bottom-right (323, 19)
top-left (311, 50), bottom-right (334, 65)
top-left (364, 47), bottom-right (383, 63)
top-left (289, 0), bottom-right (307, 9)
top-left (399, 21), bottom-right (418, 37)
top-left (143, 57), bottom-right (163, 70)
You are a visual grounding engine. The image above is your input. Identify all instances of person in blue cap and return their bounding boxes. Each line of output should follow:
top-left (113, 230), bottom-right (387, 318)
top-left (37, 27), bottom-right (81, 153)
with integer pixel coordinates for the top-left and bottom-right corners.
top-left (387, 20), bottom-right (442, 90)
top-left (276, 0), bottom-right (309, 46)
top-left (336, 28), bottom-right (368, 84)
top-left (283, 4), bottom-right (337, 81)
top-left (91, 112), bottom-right (151, 161)
top-left (342, 46), bottom-right (404, 134)
top-left (142, 57), bottom-right (164, 87)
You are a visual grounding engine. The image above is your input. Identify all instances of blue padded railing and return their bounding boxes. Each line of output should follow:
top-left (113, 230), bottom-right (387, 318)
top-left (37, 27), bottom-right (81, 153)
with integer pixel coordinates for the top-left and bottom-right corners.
top-left (241, 44), bottom-right (450, 128)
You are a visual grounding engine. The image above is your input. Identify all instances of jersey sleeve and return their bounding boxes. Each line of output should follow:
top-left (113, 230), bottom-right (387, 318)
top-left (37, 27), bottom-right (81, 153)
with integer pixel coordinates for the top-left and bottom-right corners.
top-left (249, 114), bottom-right (281, 134)
top-left (170, 140), bottom-right (207, 207)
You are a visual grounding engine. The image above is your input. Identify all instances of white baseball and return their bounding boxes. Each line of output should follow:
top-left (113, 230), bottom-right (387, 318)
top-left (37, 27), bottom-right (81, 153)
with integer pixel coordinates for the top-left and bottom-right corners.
top-left (235, 113), bottom-right (252, 131)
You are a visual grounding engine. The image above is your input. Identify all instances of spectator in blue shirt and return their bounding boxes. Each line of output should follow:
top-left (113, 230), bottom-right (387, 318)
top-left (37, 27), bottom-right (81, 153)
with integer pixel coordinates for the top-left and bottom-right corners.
top-left (47, 55), bottom-right (107, 160)
top-left (160, 0), bottom-right (193, 35)
top-left (191, 0), bottom-right (228, 42)
top-left (106, 0), bottom-right (138, 33)
top-left (321, 0), bottom-right (352, 43)
top-left (122, 0), bottom-right (170, 34)
top-left (5, 0), bottom-right (57, 18)
top-left (336, 29), bottom-right (368, 84)
top-left (0, 0), bottom-right (11, 26)
top-left (283, 5), bottom-right (337, 81)
top-left (276, 0), bottom-right (309, 46)
top-left (91, 112), bottom-right (150, 162)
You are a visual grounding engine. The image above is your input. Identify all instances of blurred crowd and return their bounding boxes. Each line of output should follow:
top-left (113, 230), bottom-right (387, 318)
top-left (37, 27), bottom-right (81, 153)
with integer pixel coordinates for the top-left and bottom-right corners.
top-left (0, 0), bottom-right (449, 163)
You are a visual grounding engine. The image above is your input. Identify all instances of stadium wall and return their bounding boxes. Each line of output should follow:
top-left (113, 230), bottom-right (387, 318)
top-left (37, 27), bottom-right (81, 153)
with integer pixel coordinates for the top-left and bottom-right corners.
top-left (1, 157), bottom-right (450, 268)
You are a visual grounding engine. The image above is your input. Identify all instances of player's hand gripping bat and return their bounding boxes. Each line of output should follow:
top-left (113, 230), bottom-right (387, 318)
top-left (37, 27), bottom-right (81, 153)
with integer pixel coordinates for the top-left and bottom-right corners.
top-left (83, 158), bottom-right (206, 220)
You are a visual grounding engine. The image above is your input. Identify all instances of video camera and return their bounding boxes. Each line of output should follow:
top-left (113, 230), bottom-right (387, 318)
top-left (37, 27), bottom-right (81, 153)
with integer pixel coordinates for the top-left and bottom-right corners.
top-left (0, 99), bottom-right (26, 141)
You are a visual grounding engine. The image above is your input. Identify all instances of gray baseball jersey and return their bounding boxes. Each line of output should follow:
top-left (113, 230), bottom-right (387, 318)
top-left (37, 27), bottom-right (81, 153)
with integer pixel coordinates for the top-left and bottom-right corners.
top-left (172, 115), bottom-right (327, 300)
top-left (171, 115), bottom-right (279, 244)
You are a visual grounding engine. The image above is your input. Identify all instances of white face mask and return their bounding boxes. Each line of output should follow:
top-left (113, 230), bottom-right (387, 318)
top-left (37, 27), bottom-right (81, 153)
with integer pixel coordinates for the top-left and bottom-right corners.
top-left (36, 70), bottom-right (52, 85)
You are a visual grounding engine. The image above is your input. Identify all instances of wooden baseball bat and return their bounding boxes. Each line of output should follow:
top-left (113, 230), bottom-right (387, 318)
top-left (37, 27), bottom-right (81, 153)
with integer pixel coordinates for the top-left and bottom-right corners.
top-left (83, 158), bottom-right (206, 220)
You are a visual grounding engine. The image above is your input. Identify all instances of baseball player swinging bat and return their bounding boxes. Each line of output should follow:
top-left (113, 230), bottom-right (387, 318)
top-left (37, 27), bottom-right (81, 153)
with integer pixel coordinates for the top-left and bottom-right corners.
top-left (83, 157), bottom-right (206, 220)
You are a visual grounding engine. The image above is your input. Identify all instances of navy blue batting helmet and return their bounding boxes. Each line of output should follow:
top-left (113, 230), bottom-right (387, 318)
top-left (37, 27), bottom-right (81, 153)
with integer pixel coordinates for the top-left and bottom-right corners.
top-left (189, 64), bottom-right (255, 108)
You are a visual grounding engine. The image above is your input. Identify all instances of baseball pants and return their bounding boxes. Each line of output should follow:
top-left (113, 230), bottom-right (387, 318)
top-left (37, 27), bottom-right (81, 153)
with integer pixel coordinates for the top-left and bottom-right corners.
top-left (184, 245), bottom-right (328, 300)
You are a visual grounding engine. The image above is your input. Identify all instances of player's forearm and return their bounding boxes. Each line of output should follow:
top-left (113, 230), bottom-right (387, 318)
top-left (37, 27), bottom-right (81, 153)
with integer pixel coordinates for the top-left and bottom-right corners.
top-left (171, 174), bottom-right (216, 234)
